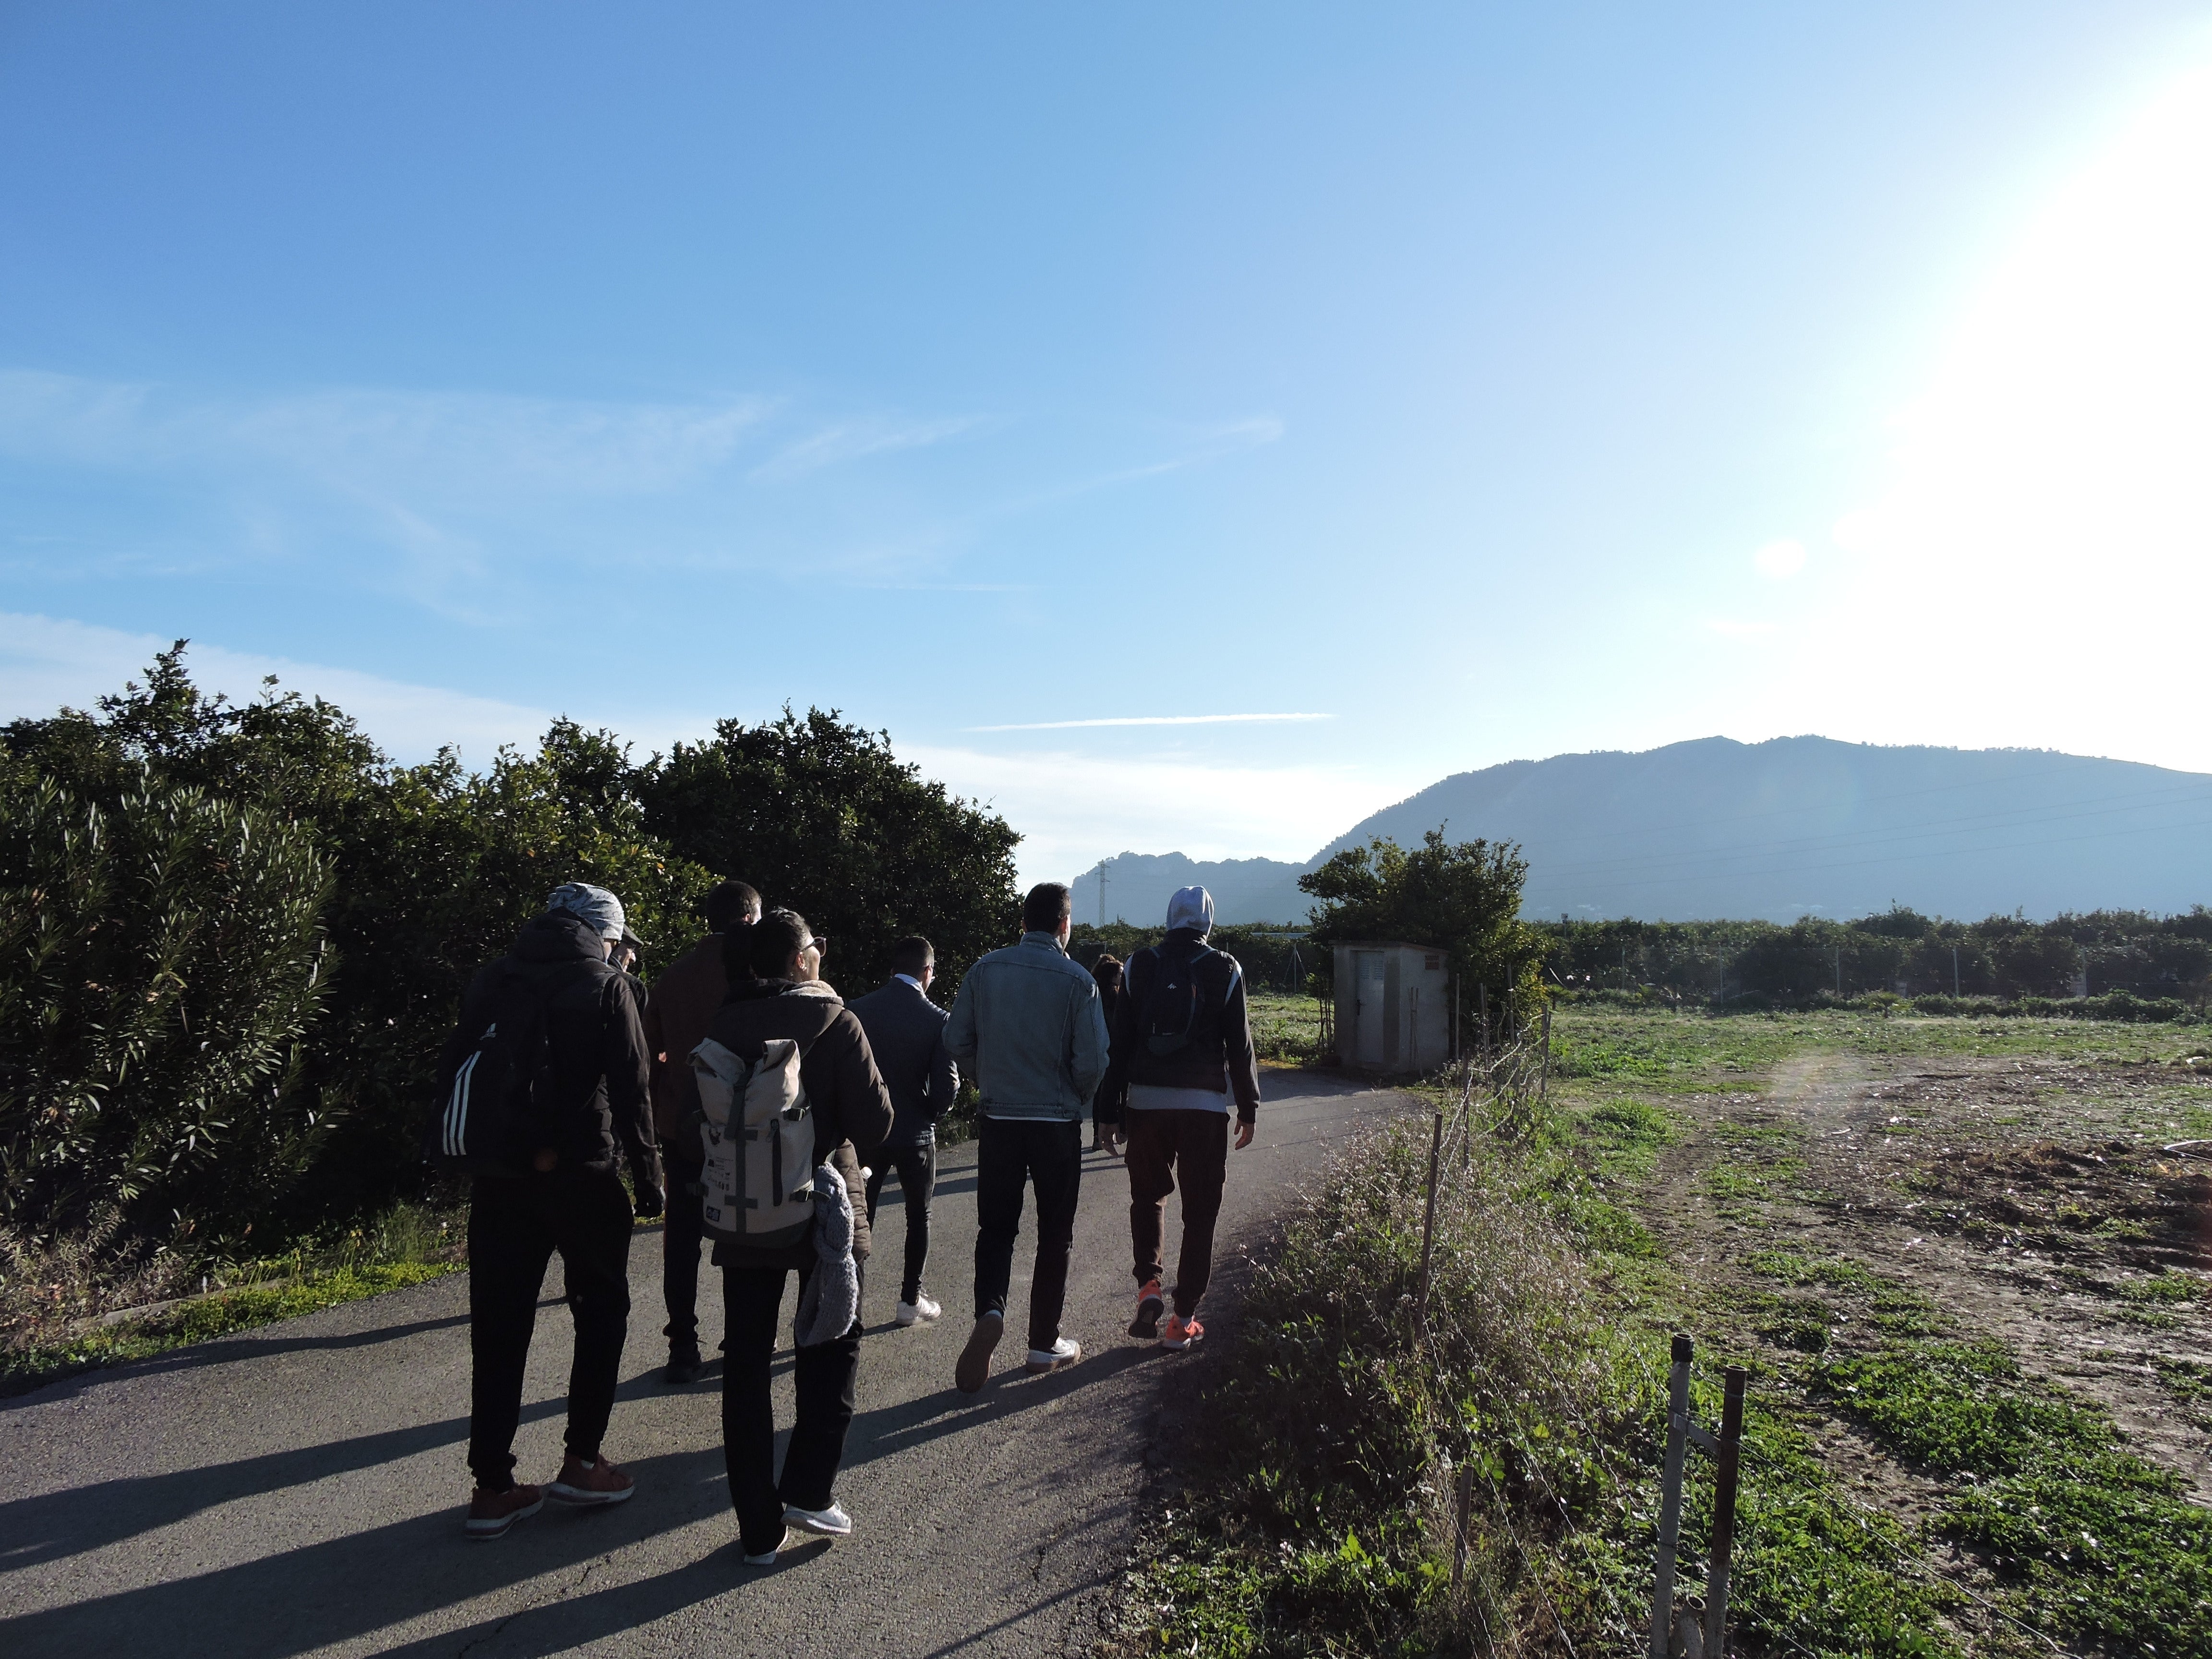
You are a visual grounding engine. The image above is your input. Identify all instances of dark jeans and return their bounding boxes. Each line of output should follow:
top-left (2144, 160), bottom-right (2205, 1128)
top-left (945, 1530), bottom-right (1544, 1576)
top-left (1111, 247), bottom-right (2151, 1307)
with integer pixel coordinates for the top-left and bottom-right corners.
top-left (973, 1115), bottom-right (1082, 1351)
top-left (722, 1262), bottom-right (862, 1555)
top-left (1125, 1108), bottom-right (1230, 1318)
top-left (662, 1154), bottom-right (707, 1354)
top-left (468, 1166), bottom-right (634, 1490)
top-left (863, 1140), bottom-right (937, 1305)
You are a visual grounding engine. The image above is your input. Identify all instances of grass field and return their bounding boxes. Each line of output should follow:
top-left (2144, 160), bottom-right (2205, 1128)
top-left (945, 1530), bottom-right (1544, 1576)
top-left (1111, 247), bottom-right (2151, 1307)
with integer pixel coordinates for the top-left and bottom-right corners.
top-left (1110, 1003), bottom-right (2212, 1657)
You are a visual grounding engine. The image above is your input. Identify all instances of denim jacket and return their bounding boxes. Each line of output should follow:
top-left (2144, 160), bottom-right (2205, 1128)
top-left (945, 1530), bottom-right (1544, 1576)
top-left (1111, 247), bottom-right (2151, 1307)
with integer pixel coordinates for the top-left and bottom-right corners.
top-left (944, 932), bottom-right (1110, 1122)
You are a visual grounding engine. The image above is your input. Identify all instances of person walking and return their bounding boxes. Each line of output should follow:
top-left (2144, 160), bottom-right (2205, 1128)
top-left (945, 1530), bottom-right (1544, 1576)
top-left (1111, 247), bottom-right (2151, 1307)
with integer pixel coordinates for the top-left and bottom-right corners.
top-left (707, 909), bottom-right (894, 1565)
top-left (1089, 953), bottom-right (1124, 1152)
top-left (848, 936), bottom-right (959, 1327)
top-left (1097, 886), bottom-right (1259, 1353)
top-left (444, 882), bottom-right (664, 1540)
top-left (944, 882), bottom-right (1110, 1392)
top-left (643, 879), bottom-right (760, 1383)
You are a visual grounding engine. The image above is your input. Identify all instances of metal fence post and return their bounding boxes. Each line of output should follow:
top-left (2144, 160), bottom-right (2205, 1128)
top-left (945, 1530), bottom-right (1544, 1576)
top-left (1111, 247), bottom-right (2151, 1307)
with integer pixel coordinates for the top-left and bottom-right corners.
top-left (1702, 1367), bottom-right (1747, 1656)
top-left (1648, 1334), bottom-right (1694, 1659)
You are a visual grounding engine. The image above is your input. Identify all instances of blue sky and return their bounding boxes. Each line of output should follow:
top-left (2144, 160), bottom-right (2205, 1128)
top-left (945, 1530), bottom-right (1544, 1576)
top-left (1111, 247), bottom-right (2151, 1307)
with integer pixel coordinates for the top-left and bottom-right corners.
top-left (4, 3), bottom-right (2209, 884)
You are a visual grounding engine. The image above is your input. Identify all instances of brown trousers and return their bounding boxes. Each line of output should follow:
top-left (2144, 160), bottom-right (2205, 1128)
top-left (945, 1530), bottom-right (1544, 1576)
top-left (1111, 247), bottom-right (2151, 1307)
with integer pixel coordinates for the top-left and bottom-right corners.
top-left (1124, 1108), bottom-right (1230, 1317)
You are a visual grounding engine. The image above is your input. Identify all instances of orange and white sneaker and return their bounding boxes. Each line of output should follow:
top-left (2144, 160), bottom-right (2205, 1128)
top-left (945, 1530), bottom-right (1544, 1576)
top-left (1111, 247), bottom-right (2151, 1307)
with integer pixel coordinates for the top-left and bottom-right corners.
top-left (1129, 1279), bottom-right (1165, 1340)
top-left (547, 1453), bottom-right (635, 1507)
top-left (465, 1482), bottom-right (544, 1539)
top-left (1161, 1312), bottom-right (1204, 1350)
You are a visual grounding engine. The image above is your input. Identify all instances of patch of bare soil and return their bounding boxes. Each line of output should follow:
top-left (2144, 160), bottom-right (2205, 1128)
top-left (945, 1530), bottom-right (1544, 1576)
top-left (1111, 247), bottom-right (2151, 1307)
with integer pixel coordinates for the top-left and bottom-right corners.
top-left (1629, 1050), bottom-right (2212, 1650)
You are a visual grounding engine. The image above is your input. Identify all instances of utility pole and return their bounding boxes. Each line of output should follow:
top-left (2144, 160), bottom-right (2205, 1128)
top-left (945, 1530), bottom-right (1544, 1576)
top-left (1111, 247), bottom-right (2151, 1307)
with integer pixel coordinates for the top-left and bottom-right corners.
top-left (1097, 856), bottom-right (1110, 928)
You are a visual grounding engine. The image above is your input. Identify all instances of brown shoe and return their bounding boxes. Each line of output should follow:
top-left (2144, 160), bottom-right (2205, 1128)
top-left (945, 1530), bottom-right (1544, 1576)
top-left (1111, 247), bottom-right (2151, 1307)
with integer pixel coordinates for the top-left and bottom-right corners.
top-left (547, 1453), bottom-right (635, 1507)
top-left (955, 1310), bottom-right (1003, 1393)
top-left (465, 1483), bottom-right (545, 1539)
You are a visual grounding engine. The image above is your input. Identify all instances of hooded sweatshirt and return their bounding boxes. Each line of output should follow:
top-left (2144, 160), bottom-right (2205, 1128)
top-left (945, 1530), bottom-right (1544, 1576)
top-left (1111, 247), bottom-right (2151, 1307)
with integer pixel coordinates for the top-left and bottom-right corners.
top-left (1099, 926), bottom-right (1262, 1124)
top-left (440, 912), bottom-right (660, 1178)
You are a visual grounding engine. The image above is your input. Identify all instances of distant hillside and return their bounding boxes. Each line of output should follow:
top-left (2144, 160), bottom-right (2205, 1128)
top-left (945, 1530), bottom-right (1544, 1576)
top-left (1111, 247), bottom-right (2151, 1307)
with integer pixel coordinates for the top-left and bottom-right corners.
top-left (1069, 737), bottom-right (2212, 926)
top-left (1066, 851), bottom-right (1310, 930)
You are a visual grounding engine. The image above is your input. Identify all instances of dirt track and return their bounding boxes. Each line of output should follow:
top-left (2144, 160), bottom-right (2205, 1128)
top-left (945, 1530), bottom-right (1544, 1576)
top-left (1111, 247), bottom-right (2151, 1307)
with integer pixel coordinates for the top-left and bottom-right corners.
top-left (1635, 1045), bottom-right (2212, 1540)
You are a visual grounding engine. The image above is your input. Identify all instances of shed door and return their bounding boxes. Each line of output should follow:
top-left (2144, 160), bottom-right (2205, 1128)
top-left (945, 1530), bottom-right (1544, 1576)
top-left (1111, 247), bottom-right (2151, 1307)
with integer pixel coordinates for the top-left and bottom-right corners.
top-left (1354, 951), bottom-right (1385, 1063)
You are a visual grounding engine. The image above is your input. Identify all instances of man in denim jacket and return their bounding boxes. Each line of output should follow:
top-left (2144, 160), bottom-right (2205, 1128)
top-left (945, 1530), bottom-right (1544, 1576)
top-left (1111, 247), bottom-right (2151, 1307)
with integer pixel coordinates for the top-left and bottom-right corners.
top-left (944, 882), bottom-right (1110, 1391)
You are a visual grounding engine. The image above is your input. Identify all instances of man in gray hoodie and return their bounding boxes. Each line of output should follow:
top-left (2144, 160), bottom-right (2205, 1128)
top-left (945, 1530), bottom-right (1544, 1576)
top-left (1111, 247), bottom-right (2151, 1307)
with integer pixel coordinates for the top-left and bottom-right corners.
top-left (944, 882), bottom-right (1110, 1391)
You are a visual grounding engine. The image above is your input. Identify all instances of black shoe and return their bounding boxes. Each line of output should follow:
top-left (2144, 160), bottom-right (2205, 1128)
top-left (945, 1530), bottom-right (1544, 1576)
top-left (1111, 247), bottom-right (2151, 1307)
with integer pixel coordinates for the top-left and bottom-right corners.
top-left (664, 1348), bottom-right (703, 1385)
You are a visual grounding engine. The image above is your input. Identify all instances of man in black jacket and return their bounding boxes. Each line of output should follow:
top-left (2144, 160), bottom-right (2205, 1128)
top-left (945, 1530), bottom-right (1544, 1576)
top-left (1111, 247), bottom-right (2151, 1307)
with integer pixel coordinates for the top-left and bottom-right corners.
top-left (1098, 886), bottom-right (1260, 1352)
top-left (444, 881), bottom-right (664, 1540)
top-left (849, 936), bottom-right (959, 1326)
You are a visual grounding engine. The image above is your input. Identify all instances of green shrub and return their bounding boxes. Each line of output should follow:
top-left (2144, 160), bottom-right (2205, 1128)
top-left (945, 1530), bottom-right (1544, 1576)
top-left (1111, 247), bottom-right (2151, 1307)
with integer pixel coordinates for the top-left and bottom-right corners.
top-left (0, 775), bottom-right (331, 1235)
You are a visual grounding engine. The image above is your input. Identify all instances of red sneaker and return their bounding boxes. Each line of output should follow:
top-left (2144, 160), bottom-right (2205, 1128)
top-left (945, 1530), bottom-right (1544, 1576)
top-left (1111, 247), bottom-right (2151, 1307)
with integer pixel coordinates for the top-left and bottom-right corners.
top-left (465, 1483), bottom-right (544, 1539)
top-left (1161, 1313), bottom-right (1204, 1350)
top-left (547, 1454), bottom-right (635, 1507)
top-left (1129, 1279), bottom-right (1165, 1340)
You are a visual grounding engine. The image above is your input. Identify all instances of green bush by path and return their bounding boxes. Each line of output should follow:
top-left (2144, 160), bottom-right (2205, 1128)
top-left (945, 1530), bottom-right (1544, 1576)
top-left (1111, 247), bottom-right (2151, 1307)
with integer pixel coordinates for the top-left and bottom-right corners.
top-left (0, 645), bottom-right (1020, 1303)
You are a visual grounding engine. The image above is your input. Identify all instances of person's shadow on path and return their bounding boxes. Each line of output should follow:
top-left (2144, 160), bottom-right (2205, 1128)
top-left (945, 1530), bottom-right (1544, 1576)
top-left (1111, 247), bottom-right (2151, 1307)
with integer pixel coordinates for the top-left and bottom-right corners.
top-left (0, 1343), bottom-right (1151, 1659)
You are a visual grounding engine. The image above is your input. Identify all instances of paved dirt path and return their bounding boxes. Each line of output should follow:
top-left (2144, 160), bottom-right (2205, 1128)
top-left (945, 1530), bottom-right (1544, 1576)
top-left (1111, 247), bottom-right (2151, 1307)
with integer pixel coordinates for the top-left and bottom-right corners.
top-left (2, 1071), bottom-right (1418, 1659)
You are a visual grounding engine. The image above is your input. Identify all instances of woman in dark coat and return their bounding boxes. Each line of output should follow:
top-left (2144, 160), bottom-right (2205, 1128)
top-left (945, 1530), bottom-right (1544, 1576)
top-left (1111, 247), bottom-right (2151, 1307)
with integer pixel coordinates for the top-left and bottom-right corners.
top-left (709, 909), bottom-right (893, 1564)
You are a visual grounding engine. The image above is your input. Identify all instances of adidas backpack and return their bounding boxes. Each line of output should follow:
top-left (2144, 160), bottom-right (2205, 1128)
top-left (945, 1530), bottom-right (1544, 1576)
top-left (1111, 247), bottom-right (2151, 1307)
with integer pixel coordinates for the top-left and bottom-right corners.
top-left (689, 1035), bottom-right (817, 1250)
top-left (426, 970), bottom-right (556, 1176)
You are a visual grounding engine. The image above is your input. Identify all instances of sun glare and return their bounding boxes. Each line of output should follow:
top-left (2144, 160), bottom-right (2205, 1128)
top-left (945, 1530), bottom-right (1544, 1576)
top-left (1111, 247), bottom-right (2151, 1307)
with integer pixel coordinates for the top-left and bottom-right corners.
top-left (1831, 53), bottom-right (2212, 758)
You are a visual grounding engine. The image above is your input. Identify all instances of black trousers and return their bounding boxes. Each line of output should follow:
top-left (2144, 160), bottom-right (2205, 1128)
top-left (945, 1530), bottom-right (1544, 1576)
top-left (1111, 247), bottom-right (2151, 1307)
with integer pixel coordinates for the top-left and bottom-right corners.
top-left (863, 1140), bottom-right (937, 1305)
top-left (973, 1116), bottom-right (1082, 1351)
top-left (662, 1154), bottom-right (707, 1354)
top-left (722, 1262), bottom-right (862, 1555)
top-left (468, 1167), bottom-right (633, 1490)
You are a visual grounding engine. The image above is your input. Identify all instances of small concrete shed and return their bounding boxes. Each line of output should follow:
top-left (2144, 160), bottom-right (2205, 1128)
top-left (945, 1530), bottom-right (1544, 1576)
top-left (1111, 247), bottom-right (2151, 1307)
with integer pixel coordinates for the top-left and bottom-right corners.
top-left (1333, 941), bottom-right (1453, 1073)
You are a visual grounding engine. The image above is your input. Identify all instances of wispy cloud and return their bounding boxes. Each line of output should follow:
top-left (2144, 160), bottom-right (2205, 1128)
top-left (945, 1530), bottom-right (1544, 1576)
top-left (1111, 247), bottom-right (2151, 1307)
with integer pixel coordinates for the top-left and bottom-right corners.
top-left (968, 712), bottom-right (1331, 731)
top-left (751, 414), bottom-right (984, 481)
top-left (842, 580), bottom-right (1035, 592)
top-left (906, 740), bottom-right (1410, 885)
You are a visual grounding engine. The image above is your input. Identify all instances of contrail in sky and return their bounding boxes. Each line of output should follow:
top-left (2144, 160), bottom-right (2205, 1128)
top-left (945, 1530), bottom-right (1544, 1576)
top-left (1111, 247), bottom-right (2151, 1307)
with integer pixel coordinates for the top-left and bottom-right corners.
top-left (968, 712), bottom-right (1332, 731)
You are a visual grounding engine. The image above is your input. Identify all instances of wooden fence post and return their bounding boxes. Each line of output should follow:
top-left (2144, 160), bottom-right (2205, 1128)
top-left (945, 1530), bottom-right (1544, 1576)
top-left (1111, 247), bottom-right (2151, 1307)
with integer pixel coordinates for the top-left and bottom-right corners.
top-left (1452, 1459), bottom-right (1474, 1589)
top-left (1415, 1109), bottom-right (1444, 1323)
top-left (1702, 1367), bottom-right (1747, 1656)
top-left (1648, 1334), bottom-right (1694, 1659)
top-left (1539, 1001), bottom-right (1553, 1100)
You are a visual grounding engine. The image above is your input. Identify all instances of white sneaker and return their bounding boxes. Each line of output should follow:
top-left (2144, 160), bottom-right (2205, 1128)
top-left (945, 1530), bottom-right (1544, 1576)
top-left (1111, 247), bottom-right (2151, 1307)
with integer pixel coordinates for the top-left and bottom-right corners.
top-left (1025, 1336), bottom-right (1081, 1374)
top-left (743, 1527), bottom-right (789, 1566)
top-left (896, 1294), bottom-right (942, 1326)
top-left (783, 1502), bottom-right (853, 1538)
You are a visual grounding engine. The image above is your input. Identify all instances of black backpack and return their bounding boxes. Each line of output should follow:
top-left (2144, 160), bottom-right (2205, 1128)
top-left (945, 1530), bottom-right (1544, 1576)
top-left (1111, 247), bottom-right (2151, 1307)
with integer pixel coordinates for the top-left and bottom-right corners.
top-left (1140, 943), bottom-right (1219, 1057)
top-left (426, 969), bottom-right (558, 1176)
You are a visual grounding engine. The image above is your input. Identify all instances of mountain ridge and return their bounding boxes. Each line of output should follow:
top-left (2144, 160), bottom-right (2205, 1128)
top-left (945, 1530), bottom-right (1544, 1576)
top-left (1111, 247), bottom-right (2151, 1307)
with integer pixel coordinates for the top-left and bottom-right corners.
top-left (1068, 736), bottom-right (2212, 927)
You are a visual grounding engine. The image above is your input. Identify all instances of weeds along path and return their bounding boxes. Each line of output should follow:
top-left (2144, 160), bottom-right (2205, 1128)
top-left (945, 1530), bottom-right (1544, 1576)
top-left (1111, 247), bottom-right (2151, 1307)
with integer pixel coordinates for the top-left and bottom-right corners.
top-left (0, 1070), bottom-right (1420, 1659)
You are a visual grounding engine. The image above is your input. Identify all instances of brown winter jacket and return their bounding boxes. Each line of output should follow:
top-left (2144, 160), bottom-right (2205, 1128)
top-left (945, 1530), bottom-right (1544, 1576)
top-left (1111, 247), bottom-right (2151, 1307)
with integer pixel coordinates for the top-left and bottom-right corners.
top-left (704, 977), bottom-right (895, 1269)
top-left (644, 933), bottom-right (729, 1155)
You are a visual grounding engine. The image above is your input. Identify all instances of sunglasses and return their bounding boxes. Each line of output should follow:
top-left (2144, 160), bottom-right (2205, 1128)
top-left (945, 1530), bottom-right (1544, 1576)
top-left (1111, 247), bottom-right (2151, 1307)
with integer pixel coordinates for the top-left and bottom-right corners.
top-left (803, 935), bottom-right (830, 956)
